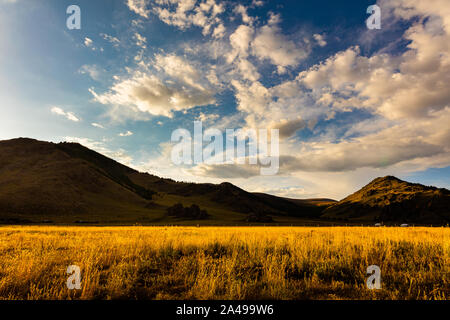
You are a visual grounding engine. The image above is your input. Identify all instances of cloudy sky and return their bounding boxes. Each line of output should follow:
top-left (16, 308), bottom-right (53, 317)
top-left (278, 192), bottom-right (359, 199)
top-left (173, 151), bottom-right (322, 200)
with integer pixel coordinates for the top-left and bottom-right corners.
top-left (1, 0), bottom-right (449, 200)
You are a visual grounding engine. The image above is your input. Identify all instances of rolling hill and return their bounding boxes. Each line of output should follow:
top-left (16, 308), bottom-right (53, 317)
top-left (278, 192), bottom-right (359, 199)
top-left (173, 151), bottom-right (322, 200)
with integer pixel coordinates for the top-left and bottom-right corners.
top-left (0, 138), bottom-right (448, 225)
top-left (322, 176), bottom-right (450, 224)
top-left (0, 138), bottom-right (329, 224)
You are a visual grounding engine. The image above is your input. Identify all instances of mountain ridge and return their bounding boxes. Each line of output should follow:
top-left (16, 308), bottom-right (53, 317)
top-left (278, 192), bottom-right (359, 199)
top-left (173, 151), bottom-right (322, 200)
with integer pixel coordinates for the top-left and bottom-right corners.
top-left (0, 138), bottom-right (448, 225)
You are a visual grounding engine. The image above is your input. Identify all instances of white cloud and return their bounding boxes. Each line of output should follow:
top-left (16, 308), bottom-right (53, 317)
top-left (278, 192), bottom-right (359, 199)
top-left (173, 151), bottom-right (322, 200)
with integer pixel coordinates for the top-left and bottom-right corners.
top-left (100, 33), bottom-right (120, 47)
top-left (227, 24), bottom-right (254, 62)
top-left (126, 0), bottom-right (151, 18)
top-left (84, 37), bottom-right (93, 47)
top-left (150, 0), bottom-right (225, 37)
top-left (91, 54), bottom-right (216, 118)
top-left (196, 112), bottom-right (219, 122)
top-left (212, 23), bottom-right (226, 38)
top-left (154, 53), bottom-right (206, 90)
top-left (83, 37), bottom-right (102, 51)
top-left (229, 77), bottom-right (323, 133)
top-left (226, 25), bottom-right (261, 81)
top-left (134, 32), bottom-right (147, 48)
top-left (91, 123), bottom-right (104, 129)
top-left (251, 0), bottom-right (264, 7)
top-left (251, 23), bottom-right (309, 70)
top-left (225, 14), bottom-right (311, 82)
top-left (90, 72), bottom-right (215, 118)
top-left (313, 33), bottom-right (327, 47)
top-left (51, 107), bottom-right (80, 122)
top-left (119, 130), bottom-right (134, 137)
top-left (298, 2), bottom-right (450, 120)
top-left (275, 107), bottom-right (450, 173)
top-left (233, 4), bottom-right (255, 25)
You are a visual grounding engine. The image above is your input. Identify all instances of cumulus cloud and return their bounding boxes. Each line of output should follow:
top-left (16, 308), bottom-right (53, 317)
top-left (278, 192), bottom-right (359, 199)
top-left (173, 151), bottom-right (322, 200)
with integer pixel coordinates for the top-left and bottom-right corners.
top-left (223, 13), bottom-right (309, 78)
top-left (51, 107), bottom-right (80, 122)
top-left (278, 108), bottom-right (450, 173)
top-left (212, 23), bottom-right (226, 38)
top-left (251, 16), bottom-right (309, 71)
top-left (188, 107), bottom-right (449, 179)
top-left (154, 53), bottom-right (206, 90)
top-left (195, 1), bottom-right (450, 182)
top-left (227, 25), bottom-right (254, 61)
top-left (90, 53), bottom-right (218, 118)
top-left (298, 2), bottom-right (450, 120)
top-left (230, 77), bottom-right (323, 133)
top-left (233, 4), bottom-right (255, 25)
top-left (271, 118), bottom-right (306, 138)
top-left (90, 72), bottom-right (215, 118)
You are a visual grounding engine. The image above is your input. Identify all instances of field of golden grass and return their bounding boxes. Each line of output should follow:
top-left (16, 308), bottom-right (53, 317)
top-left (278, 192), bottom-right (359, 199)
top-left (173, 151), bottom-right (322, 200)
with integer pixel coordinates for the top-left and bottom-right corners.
top-left (0, 226), bottom-right (448, 300)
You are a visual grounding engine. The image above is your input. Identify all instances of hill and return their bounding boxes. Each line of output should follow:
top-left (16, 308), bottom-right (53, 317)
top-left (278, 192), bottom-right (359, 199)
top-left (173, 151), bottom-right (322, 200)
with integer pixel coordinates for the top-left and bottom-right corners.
top-left (321, 176), bottom-right (450, 224)
top-left (1, 138), bottom-right (448, 225)
top-left (0, 138), bottom-right (329, 224)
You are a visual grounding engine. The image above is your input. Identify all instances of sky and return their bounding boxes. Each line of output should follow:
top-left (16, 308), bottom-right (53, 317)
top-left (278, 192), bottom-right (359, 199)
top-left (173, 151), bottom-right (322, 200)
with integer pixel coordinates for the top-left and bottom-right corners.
top-left (0, 0), bottom-right (449, 200)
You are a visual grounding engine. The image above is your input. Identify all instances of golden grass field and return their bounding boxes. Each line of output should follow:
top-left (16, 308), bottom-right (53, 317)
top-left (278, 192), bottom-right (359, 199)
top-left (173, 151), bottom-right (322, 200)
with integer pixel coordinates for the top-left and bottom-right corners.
top-left (0, 226), bottom-right (448, 300)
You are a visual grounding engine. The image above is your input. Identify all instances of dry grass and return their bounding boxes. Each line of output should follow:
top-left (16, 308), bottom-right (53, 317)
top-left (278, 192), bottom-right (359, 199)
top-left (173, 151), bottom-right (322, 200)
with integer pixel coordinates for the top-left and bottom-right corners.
top-left (0, 226), bottom-right (448, 300)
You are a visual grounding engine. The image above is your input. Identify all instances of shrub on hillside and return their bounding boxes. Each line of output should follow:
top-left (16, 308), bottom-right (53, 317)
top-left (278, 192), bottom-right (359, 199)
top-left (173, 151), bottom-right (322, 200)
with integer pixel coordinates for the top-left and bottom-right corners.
top-left (167, 203), bottom-right (209, 220)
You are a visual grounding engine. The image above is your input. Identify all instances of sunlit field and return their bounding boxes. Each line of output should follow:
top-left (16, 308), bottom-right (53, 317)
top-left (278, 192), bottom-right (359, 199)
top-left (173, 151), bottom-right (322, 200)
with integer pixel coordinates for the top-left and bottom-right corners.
top-left (0, 226), bottom-right (448, 300)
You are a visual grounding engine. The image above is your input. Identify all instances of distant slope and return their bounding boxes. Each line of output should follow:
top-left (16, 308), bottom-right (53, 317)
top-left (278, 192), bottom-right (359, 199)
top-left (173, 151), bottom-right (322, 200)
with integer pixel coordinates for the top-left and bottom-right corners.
top-left (0, 138), bottom-right (330, 224)
top-left (129, 173), bottom-right (326, 218)
top-left (120, 165), bottom-right (331, 218)
top-left (0, 138), bottom-right (154, 223)
top-left (3, 138), bottom-right (446, 225)
top-left (281, 197), bottom-right (337, 207)
top-left (321, 176), bottom-right (450, 223)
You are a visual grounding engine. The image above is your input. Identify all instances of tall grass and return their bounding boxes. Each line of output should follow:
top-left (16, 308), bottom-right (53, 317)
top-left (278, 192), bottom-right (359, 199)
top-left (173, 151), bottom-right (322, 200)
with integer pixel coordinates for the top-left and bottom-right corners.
top-left (0, 226), bottom-right (448, 300)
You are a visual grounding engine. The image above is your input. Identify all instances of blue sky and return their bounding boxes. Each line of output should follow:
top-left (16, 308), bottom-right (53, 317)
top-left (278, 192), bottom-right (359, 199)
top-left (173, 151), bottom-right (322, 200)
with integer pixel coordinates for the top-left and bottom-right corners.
top-left (1, 0), bottom-right (449, 199)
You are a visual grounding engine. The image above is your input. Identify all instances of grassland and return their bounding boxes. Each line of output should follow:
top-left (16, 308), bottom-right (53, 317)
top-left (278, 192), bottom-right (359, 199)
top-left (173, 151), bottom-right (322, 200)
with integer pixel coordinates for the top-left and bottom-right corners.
top-left (0, 226), bottom-right (448, 300)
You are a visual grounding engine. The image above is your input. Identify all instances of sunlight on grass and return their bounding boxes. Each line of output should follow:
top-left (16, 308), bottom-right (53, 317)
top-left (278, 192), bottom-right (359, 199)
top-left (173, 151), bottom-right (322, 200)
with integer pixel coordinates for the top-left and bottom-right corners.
top-left (0, 226), bottom-right (448, 300)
